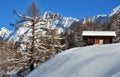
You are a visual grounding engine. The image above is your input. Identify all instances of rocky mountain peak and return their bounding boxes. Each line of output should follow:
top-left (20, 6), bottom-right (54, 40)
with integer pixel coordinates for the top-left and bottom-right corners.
top-left (109, 6), bottom-right (120, 16)
top-left (0, 27), bottom-right (12, 40)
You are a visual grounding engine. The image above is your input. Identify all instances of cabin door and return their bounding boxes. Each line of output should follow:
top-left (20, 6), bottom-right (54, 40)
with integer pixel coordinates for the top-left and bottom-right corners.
top-left (100, 39), bottom-right (103, 44)
top-left (95, 38), bottom-right (103, 44)
top-left (95, 38), bottom-right (99, 44)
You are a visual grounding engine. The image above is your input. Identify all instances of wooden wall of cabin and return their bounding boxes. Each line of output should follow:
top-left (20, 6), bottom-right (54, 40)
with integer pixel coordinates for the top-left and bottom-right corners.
top-left (103, 36), bottom-right (112, 44)
top-left (83, 36), bottom-right (95, 45)
top-left (83, 36), bottom-right (113, 45)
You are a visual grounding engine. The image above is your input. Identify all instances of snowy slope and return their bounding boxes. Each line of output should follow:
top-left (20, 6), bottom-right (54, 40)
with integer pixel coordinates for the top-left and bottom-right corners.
top-left (26, 43), bottom-right (120, 77)
top-left (0, 27), bottom-right (12, 40)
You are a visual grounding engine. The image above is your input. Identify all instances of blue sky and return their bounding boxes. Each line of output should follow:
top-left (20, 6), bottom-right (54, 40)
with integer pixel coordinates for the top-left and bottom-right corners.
top-left (0, 0), bottom-right (120, 30)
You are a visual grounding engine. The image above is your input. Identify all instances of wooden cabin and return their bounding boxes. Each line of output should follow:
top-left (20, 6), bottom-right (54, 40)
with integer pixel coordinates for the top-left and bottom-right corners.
top-left (82, 31), bottom-right (116, 45)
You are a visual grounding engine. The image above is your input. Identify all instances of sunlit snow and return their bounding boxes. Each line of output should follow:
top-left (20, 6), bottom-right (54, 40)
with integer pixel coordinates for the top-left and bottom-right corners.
top-left (26, 43), bottom-right (120, 77)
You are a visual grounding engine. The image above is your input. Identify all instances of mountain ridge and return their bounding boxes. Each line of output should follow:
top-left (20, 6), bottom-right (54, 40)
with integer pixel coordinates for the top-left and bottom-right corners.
top-left (0, 5), bottom-right (120, 41)
top-left (0, 27), bottom-right (12, 40)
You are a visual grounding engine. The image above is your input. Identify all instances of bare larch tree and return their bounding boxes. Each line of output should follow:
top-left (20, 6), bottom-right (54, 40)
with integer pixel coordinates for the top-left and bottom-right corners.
top-left (11, 1), bottom-right (67, 74)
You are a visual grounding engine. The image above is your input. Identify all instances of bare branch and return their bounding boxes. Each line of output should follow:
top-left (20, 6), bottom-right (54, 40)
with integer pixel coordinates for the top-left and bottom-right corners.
top-left (13, 10), bottom-right (34, 20)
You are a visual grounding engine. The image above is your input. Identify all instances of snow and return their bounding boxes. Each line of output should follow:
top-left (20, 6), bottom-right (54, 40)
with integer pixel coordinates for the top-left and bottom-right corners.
top-left (92, 14), bottom-right (108, 23)
top-left (0, 27), bottom-right (12, 39)
top-left (26, 43), bottom-right (120, 77)
top-left (9, 27), bottom-right (30, 42)
top-left (95, 14), bottom-right (107, 18)
top-left (43, 11), bottom-right (79, 28)
top-left (109, 6), bottom-right (120, 16)
top-left (92, 14), bottom-right (107, 21)
top-left (1, 5), bottom-right (120, 41)
top-left (82, 31), bottom-right (116, 36)
top-left (8, 11), bottom-right (78, 43)
top-left (112, 72), bottom-right (120, 77)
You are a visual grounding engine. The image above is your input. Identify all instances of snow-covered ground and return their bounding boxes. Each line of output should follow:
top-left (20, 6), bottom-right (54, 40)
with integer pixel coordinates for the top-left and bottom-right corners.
top-left (26, 43), bottom-right (120, 77)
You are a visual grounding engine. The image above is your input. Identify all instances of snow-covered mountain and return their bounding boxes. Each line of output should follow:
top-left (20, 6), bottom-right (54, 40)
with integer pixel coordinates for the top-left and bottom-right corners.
top-left (96, 6), bottom-right (120, 20)
top-left (9, 23), bottom-right (30, 42)
top-left (82, 5), bottom-right (120, 24)
top-left (26, 43), bottom-right (120, 77)
top-left (109, 5), bottom-right (120, 16)
top-left (43, 11), bottom-right (79, 28)
top-left (93, 14), bottom-right (108, 21)
top-left (1, 6), bottom-right (120, 42)
top-left (0, 27), bottom-right (12, 40)
top-left (8, 11), bottom-right (79, 42)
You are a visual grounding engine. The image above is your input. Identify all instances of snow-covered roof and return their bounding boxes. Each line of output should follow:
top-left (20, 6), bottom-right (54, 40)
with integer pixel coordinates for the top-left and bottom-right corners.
top-left (82, 31), bottom-right (116, 36)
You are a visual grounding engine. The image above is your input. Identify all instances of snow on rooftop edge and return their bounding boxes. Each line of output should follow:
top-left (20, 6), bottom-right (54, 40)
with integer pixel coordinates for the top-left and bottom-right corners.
top-left (26, 43), bottom-right (120, 77)
top-left (82, 31), bottom-right (116, 36)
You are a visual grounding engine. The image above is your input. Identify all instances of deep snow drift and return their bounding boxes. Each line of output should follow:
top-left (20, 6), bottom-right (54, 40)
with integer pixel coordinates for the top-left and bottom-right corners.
top-left (27, 43), bottom-right (120, 77)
